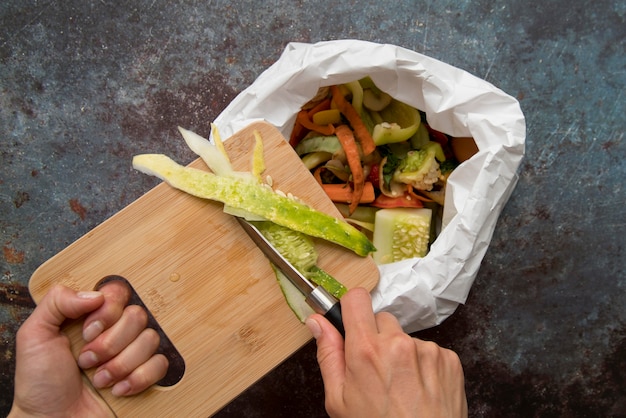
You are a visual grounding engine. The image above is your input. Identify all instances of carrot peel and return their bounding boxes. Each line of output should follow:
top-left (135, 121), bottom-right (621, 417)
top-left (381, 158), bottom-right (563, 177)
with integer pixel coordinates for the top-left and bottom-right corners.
top-left (307, 98), bottom-right (332, 118)
top-left (296, 109), bottom-right (335, 136)
top-left (322, 182), bottom-right (375, 204)
top-left (289, 118), bottom-right (307, 147)
top-left (335, 124), bottom-right (364, 214)
top-left (330, 85), bottom-right (376, 156)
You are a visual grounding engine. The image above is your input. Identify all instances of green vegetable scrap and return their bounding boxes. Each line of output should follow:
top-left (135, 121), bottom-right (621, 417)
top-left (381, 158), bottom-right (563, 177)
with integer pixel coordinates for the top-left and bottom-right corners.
top-left (295, 135), bottom-right (343, 157)
top-left (393, 141), bottom-right (446, 192)
top-left (373, 208), bottom-right (432, 264)
top-left (359, 76), bottom-right (392, 112)
top-left (371, 99), bottom-right (421, 146)
top-left (272, 267), bottom-right (312, 322)
top-left (252, 221), bottom-right (347, 299)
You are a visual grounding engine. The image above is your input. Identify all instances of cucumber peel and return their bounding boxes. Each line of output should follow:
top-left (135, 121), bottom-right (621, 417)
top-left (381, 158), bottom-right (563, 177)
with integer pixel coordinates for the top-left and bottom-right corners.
top-left (252, 221), bottom-right (347, 299)
top-left (307, 266), bottom-right (347, 299)
top-left (250, 221), bottom-right (318, 273)
top-left (133, 154), bottom-right (375, 257)
top-left (273, 266), bottom-right (314, 322)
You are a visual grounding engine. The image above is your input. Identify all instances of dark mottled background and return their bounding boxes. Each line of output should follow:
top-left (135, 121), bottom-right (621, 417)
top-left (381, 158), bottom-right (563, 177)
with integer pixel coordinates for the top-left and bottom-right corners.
top-left (1, 1), bottom-right (624, 417)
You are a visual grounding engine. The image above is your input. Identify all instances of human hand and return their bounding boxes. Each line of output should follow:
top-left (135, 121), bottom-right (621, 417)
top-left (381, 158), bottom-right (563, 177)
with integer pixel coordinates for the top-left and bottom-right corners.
top-left (306, 287), bottom-right (467, 418)
top-left (10, 282), bottom-right (168, 418)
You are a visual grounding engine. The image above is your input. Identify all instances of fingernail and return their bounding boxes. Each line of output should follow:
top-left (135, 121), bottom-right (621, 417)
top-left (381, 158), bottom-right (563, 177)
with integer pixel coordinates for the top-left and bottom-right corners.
top-left (305, 317), bottom-right (322, 339)
top-left (78, 350), bottom-right (99, 369)
top-left (77, 291), bottom-right (102, 299)
top-left (111, 380), bottom-right (131, 396)
top-left (83, 320), bottom-right (104, 342)
top-left (93, 369), bottom-right (113, 388)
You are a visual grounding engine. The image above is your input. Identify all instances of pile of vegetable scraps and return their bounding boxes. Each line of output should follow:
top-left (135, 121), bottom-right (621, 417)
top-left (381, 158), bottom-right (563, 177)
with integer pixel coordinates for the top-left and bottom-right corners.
top-left (132, 125), bottom-right (375, 321)
top-left (289, 77), bottom-right (479, 265)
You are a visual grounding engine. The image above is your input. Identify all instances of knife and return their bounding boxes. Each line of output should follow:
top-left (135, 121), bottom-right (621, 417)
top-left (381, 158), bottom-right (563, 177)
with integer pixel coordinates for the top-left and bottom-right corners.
top-left (236, 217), bottom-right (345, 337)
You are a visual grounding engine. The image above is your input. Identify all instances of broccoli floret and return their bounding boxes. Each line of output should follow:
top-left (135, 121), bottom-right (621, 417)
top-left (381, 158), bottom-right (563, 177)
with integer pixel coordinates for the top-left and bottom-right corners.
top-left (392, 141), bottom-right (445, 191)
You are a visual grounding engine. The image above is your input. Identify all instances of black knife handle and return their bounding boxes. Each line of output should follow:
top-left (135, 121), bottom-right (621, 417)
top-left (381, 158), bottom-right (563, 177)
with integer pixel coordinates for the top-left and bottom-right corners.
top-left (307, 286), bottom-right (345, 338)
top-left (324, 302), bottom-right (345, 338)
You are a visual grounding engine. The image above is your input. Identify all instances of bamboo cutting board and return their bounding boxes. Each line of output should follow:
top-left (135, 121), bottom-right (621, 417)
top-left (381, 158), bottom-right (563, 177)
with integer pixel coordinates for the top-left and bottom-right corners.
top-left (29, 121), bottom-right (379, 417)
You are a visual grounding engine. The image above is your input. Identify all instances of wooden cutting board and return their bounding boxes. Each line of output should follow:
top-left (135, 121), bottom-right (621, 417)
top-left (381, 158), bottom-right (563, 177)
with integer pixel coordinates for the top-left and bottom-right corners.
top-left (29, 121), bottom-right (379, 417)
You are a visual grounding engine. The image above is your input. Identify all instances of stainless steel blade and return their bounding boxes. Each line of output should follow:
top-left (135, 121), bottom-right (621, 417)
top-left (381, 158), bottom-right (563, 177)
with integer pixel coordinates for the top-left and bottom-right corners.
top-left (235, 217), bottom-right (316, 295)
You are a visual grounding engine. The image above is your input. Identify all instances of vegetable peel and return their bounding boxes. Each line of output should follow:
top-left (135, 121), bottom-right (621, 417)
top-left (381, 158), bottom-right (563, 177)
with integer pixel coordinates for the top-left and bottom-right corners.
top-left (251, 221), bottom-right (347, 299)
top-left (132, 153), bottom-right (375, 257)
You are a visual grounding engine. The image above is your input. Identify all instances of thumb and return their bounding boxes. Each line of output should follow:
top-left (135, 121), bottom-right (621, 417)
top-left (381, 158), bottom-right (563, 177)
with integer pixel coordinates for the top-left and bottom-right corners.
top-left (306, 314), bottom-right (346, 395)
top-left (24, 285), bottom-right (104, 339)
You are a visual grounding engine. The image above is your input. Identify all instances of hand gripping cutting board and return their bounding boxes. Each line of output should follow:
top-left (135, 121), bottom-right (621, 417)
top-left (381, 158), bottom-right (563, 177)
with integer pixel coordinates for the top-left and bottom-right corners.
top-left (29, 121), bottom-right (379, 417)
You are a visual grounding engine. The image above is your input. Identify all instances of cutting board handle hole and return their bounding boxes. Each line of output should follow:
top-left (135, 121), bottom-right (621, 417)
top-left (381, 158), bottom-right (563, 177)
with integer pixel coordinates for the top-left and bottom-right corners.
top-left (96, 275), bottom-right (186, 387)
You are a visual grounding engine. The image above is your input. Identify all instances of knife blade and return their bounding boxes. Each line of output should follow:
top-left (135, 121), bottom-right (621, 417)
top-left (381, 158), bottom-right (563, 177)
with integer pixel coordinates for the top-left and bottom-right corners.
top-left (236, 217), bottom-right (345, 337)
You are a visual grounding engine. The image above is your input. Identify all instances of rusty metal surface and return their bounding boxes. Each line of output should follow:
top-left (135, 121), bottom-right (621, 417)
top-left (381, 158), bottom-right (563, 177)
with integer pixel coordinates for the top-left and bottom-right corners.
top-left (1, 1), bottom-right (625, 416)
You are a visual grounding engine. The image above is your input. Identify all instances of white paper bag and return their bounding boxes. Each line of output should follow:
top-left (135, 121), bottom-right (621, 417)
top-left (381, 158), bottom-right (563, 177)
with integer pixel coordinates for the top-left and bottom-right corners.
top-left (214, 40), bottom-right (526, 333)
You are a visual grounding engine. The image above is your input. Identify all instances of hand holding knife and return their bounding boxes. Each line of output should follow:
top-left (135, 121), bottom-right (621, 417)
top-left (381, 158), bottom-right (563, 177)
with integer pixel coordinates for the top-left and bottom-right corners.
top-left (236, 217), bottom-right (345, 337)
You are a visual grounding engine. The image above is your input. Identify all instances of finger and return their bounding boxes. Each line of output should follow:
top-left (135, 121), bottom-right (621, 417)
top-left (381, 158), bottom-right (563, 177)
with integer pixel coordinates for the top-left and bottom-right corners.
top-left (92, 328), bottom-right (161, 389)
top-left (26, 285), bottom-right (104, 341)
top-left (440, 348), bottom-right (467, 407)
top-left (436, 346), bottom-right (466, 390)
top-left (306, 314), bottom-right (346, 400)
top-left (82, 280), bottom-right (132, 342)
top-left (413, 339), bottom-right (455, 386)
top-left (78, 304), bottom-right (148, 369)
top-left (340, 287), bottom-right (378, 336)
top-left (111, 354), bottom-right (169, 396)
top-left (413, 339), bottom-right (467, 412)
top-left (374, 311), bottom-right (404, 334)
top-left (435, 348), bottom-right (468, 417)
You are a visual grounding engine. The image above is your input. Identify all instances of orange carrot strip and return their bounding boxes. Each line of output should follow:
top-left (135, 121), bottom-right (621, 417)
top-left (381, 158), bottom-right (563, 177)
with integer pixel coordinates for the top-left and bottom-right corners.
top-left (335, 125), bottom-right (364, 214)
top-left (322, 182), bottom-right (375, 204)
top-left (313, 166), bottom-right (324, 184)
top-left (296, 109), bottom-right (335, 136)
top-left (330, 85), bottom-right (376, 156)
top-left (314, 165), bottom-right (374, 205)
top-left (371, 192), bottom-right (424, 208)
top-left (307, 98), bottom-right (332, 118)
top-left (289, 118), bottom-right (307, 147)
